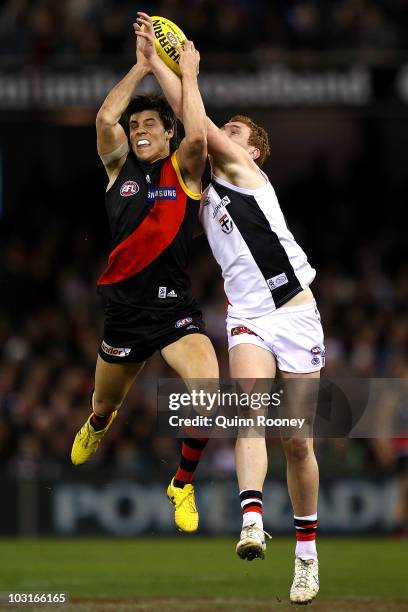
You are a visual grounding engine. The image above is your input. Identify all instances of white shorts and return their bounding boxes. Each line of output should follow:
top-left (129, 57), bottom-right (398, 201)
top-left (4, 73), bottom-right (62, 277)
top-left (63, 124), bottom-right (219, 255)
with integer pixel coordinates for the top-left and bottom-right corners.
top-left (226, 301), bottom-right (325, 374)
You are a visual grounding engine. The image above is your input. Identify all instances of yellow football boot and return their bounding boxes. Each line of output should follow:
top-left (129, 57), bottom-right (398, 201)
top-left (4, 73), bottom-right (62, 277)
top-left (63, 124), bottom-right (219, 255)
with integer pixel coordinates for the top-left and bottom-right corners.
top-left (167, 477), bottom-right (199, 532)
top-left (71, 411), bottom-right (117, 465)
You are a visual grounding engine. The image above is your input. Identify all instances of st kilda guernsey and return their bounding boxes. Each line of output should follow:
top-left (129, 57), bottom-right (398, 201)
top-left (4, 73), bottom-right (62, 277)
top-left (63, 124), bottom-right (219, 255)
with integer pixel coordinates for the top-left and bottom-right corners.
top-left (97, 151), bottom-right (200, 316)
top-left (200, 173), bottom-right (316, 319)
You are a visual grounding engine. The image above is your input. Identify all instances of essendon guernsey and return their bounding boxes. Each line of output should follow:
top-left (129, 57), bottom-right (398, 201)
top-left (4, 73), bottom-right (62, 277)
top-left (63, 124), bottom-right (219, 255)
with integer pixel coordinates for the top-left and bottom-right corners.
top-left (97, 151), bottom-right (200, 315)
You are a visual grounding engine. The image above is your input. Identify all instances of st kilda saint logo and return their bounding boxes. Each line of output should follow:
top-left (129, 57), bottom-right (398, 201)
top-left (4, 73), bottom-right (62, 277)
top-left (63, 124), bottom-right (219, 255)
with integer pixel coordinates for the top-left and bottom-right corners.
top-left (219, 213), bottom-right (233, 234)
top-left (120, 181), bottom-right (139, 197)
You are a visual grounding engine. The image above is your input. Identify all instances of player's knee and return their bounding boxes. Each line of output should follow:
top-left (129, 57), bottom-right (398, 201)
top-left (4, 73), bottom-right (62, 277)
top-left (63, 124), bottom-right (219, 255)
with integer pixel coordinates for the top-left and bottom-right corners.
top-left (202, 355), bottom-right (219, 378)
top-left (282, 438), bottom-right (311, 463)
top-left (188, 351), bottom-right (219, 378)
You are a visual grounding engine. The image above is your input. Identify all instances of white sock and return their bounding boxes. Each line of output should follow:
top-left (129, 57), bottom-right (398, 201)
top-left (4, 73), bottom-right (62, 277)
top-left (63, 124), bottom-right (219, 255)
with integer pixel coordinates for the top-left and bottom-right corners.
top-left (243, 511), bottom-right (263, 529)
top-left (295, 539), bottom-right (317, 561)
top-left (294, 513), bottom-right (318, 561)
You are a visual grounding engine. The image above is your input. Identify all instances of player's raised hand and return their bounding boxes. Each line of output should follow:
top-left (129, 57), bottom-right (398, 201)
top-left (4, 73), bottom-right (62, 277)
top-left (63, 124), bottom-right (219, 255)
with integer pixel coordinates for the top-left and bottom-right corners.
top-left (179, 40), bottom-right (200, 78)
top-left (134, 12), bottom-right (158, 66)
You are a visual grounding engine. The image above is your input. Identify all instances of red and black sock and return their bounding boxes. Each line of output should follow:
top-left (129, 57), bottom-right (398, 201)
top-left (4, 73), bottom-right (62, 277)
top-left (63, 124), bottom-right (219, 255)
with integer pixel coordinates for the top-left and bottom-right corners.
top-left (294, 515), bottom-right (318, 541)
top-left (173, 438), bottom-right (209, 488)
top-left (294, 514), bottom-right (318, 560)
top-left (240, 489), bottom-right (263, 527)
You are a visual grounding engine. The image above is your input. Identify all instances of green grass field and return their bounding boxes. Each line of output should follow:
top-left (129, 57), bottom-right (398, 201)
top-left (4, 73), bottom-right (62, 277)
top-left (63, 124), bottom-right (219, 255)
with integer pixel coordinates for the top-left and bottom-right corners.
top-left (0, 537), bottom-right (407, 611)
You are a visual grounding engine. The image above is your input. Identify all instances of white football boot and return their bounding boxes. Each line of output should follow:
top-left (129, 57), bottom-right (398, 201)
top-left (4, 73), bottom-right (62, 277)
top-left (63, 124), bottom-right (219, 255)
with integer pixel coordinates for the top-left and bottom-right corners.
top-left (236, 523), bottom-right (271, 561)
top-left (290, 557), bottom-right (319, 605)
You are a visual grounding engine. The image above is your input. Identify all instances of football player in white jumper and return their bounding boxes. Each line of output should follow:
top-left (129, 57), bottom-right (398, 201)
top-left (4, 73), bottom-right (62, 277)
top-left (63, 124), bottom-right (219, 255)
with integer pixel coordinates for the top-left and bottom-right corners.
top-left (136, 13), bottom-right (323, 605)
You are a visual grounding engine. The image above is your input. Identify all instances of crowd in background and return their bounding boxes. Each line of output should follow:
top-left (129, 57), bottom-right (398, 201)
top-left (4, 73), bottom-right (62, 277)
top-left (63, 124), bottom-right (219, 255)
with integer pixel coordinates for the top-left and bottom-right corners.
top-left (0, 0), bottom-right (407, 64)
top-left (0, 172), bottom-right (407, 480)
top-left (0, 0), bottom-right (407, 509)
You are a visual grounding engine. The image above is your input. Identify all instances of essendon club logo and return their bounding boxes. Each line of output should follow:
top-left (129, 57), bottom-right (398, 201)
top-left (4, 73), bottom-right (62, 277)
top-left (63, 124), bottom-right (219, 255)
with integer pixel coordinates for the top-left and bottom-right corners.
top-left (219, 214), bottom-right (233, 234)
top-left (120, 181), bottom-right (139, 197)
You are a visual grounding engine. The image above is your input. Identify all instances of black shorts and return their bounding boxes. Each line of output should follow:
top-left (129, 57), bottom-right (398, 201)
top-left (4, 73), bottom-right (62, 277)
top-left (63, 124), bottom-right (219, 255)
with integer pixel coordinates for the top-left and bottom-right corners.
top-left (98, 302), bottom-right (207, 364)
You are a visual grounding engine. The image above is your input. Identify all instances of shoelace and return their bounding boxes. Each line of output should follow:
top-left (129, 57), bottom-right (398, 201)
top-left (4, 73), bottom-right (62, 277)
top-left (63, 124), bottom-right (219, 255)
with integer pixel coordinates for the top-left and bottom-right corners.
top-left (79, 420), bottom-right (103, 447)
top-left (294, 559), bottom-right (314, 589)
top-left (242, 524), bottom-right (272, 541)
top-left (172, 487), bottom-right (197, 513)
top-left (79, 424), bottom-right (91, 448)
top-left (184, 490), bottom-right (197, 513)
top-left (80, 417), bottom-right (109, 448)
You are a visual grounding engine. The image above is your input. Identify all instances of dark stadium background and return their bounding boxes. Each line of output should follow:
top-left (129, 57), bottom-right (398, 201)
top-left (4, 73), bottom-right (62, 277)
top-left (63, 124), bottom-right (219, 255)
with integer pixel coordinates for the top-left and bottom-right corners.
top-left (0, 0), bottom-right (408, 544)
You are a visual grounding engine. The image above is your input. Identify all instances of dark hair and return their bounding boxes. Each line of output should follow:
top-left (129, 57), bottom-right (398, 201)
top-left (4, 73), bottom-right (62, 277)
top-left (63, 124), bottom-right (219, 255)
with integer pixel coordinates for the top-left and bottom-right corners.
top-left (122, 94), bottom-right (178, 150)
top-left (229, 115), bottom-right (270, 166)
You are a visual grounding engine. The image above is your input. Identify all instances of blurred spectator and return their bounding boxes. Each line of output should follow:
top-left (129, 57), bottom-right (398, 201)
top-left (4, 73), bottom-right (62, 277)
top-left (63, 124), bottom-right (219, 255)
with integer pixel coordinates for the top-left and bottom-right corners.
top-left (0, 202), bottom-right (407, 474)
top-left (1, 0), bottom-right (407, 477)
top-left (0, 0), bottom-right (407, 64)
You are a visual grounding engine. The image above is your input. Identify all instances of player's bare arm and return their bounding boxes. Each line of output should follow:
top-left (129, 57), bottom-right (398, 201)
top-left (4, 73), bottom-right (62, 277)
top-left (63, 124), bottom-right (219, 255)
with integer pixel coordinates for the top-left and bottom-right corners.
top-left (134, 13), bottom-right (183, 118)
top-left (135, 13), bottom-right (264, 189)
top-left (173, 41), bottom-right (207, 192)
top-left (156, 66), bottom-right (264, 188)
top-left (135, 14), bottom-right (206, 192)
top-left (96, 34), bottom-right (150, 187)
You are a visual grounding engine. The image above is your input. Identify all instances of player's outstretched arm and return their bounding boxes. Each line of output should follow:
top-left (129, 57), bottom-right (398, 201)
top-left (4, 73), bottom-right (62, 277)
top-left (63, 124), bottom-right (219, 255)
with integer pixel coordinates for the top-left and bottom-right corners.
top-left (135, 15), bottom-right (206, 188)
top-left (135, 13), bottom-right (184, 120)
top-left (134, 12), bottom-right (244, 173)
top-left (175, 41), bottom-right (207, 186)
top-left (96, 33), bottom-right (150, 176)
top-left (205, 118), bottom-right (249, 167)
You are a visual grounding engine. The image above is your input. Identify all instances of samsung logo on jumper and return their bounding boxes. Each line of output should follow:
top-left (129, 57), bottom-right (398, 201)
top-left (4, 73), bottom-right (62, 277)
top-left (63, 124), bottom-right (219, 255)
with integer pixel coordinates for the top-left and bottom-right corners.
top-left (120, 181), bottom-right (139, 197)
top-left (212, 195), bottom-right (231, 218)
top-left (175, 317), bottom-right (193, 328)
top-left (101, 341), bottom-right (131, 357)
top-left (148, 187), bottom-right (177, 201)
